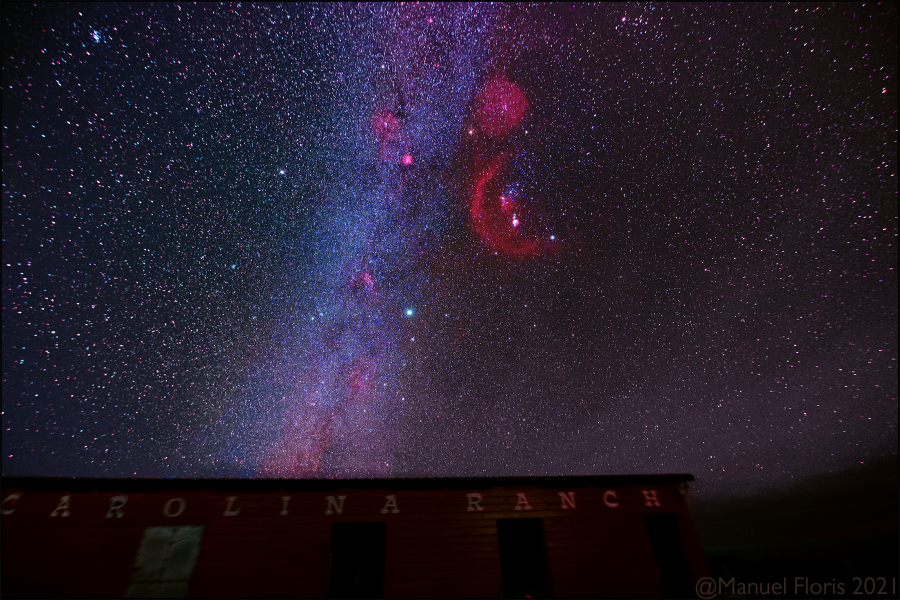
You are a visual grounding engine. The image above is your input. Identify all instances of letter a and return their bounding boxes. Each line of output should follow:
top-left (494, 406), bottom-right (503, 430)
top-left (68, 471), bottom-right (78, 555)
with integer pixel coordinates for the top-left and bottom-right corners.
top-left (381, 495), bottom-right (400, 514)
top-left (515, 493), bottom-right (532, 511)
top-left (50, 494), bottom-right (72, 517)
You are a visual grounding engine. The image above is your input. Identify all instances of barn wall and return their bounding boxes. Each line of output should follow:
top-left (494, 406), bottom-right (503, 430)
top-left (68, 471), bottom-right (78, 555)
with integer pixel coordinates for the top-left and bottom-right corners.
top-left (1, 477), bottom-right (707, 598)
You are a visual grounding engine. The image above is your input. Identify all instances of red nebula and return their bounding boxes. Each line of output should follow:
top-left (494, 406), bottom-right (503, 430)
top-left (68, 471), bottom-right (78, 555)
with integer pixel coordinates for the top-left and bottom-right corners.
top-left (371, 108), bottom-right (413, 165)
top-left (469, 153), bottom-right (542, 258)
top-left (263, 385), bottom-right (335, 477)
top-left (371, 109), bottom-right (400, 141)
top-left (351, 269), bottom-right (375, 292)
top-left (474, 76), bottom-right (529, 138)
top-left (347, 356), bottom-right (377, 405)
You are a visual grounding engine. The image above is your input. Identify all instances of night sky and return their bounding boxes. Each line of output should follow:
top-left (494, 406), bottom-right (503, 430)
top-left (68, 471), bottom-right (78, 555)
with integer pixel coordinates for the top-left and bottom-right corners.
top-left (2, 3), bottom-right (896, 501)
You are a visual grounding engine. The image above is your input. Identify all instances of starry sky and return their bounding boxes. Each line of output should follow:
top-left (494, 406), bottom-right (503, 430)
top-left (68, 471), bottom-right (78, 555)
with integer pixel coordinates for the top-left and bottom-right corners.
top-left (2, 3), bottom-right (896, 500)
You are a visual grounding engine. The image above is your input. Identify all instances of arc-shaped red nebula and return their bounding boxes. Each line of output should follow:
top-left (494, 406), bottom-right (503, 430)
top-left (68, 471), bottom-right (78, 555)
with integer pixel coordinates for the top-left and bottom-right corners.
top-left (470, 153), bottom-right (546, 258)
top-left (467, 75), bottom-right (559, 259)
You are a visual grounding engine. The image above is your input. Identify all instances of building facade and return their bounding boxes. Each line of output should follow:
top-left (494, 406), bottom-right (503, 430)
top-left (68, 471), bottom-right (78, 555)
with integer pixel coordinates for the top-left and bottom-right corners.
top-left (1, 474), bottom-right (708, 598)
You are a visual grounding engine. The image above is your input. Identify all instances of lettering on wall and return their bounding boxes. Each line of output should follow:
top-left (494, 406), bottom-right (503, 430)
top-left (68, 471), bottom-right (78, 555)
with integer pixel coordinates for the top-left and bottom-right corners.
top-left (163, 498), bottom-right (186, 518)
top-left (0, 486), bottom-right (686, 519)
top-left (50, 494), bottom-right (72, 517)
top-left (1, 493), bottom-right (22, 515)
top-left (603, 490), bottom-right (620, 508)
top-left (515, 493), bottom-right (532, 511)
top-left (325, 495), bottom-right (346, 515)
top-left (642, 490), bottom-right (661, 507)
top-left (558, 491), bottom-right (576, 510)
top-left (223, 496), bottom-right (241, 517)
top-left (466, 493), bottom-right (484, 512)
top-left (381, 495), bottom-right (400, 514)
top-left (106, 495), bottom-right (128, 519)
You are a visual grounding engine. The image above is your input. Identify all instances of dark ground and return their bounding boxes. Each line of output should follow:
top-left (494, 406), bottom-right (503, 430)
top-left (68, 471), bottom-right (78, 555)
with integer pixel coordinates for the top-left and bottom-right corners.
top-left (692, 456), bottom-right (899, 599)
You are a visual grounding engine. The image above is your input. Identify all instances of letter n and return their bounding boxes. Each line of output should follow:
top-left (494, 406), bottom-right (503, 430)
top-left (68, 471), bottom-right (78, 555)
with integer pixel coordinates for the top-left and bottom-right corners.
top-left (558, 491), bottom-right (576, 510)
top-left (325, 495), bottom-right (346, 515)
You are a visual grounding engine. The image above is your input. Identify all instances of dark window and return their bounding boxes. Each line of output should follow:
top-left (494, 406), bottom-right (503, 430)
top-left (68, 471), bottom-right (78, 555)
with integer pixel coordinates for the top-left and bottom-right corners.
top-left (643, 513), bottom-right (694, 598)
top-left (327, 522), bottom-right (386, 599)
top-left (497, 518), bottom-right (551, 598)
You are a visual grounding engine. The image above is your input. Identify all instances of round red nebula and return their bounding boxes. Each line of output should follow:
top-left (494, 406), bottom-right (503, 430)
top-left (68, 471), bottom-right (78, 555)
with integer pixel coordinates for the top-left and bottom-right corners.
top-left (474, 76), bottom-right (529, 138)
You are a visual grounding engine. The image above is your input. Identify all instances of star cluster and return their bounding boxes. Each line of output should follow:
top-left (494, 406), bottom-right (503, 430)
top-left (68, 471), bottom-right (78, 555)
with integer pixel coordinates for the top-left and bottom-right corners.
top-left (2, 3), bottom-right (896, 499)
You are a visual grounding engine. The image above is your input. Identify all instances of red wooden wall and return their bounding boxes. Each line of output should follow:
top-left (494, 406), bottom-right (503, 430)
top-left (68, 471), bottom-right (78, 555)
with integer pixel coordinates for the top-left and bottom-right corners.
top-left (1, 475), bottom-right (709, 598)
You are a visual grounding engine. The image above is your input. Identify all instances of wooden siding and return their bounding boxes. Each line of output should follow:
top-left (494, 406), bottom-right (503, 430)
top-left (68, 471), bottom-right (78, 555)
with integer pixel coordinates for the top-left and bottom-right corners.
top-left (2, 476), bottom-right (708, 598)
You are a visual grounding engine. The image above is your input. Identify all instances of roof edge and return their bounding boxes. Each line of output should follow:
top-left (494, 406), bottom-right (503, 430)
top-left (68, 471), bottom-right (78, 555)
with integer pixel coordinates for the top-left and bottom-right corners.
top-left (1, 473), bottom-right (694, 492)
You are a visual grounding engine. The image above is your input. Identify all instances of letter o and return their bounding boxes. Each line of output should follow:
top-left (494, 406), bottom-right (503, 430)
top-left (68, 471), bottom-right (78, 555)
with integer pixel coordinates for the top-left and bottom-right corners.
top-left (163, 497), bottom-right (186, 518)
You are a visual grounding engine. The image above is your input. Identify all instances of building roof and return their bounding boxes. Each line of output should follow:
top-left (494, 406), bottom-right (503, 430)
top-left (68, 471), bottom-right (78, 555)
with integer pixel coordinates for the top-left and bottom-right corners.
top-left (1, 473), bottom-right (694, 493)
